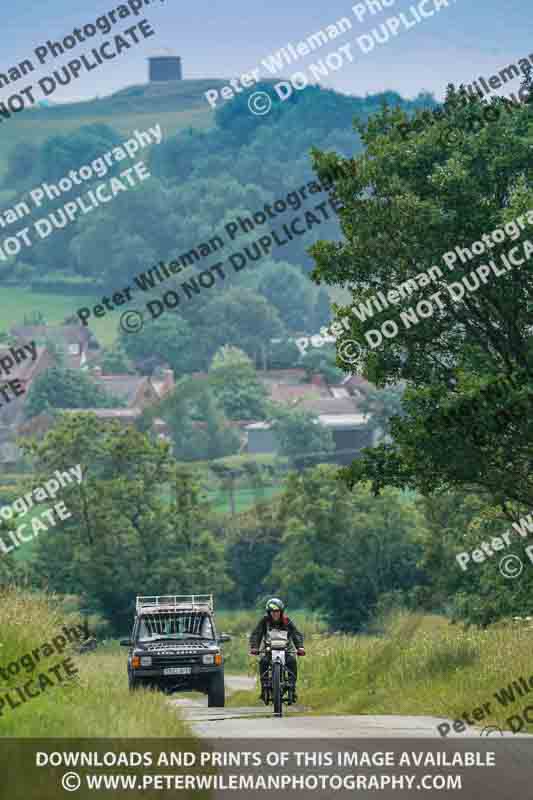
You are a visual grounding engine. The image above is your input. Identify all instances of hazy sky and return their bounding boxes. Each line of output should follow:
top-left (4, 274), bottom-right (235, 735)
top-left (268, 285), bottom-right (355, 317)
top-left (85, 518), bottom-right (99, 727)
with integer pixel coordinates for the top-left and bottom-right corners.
top-left (2, 0), bottom-right (530, 105)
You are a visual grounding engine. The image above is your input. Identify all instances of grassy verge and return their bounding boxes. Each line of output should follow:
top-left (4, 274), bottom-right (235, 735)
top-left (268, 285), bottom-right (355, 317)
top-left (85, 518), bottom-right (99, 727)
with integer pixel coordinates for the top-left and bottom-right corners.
top-left (0, 588), bottom-right (192, 737)
top-left (227, 610), bottom-right (533, 734)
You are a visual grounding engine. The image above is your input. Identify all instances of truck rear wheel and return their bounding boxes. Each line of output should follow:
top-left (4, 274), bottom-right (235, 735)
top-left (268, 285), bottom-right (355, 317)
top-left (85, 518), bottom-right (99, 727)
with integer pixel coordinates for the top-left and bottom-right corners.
top-left (208, 671), bottom-right (225, 707)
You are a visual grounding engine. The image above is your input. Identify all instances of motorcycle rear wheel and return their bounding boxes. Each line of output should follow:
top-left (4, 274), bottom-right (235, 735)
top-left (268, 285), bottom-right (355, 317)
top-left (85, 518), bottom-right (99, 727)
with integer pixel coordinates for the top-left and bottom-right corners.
top-left (272, 661), bottom-right (282, 716)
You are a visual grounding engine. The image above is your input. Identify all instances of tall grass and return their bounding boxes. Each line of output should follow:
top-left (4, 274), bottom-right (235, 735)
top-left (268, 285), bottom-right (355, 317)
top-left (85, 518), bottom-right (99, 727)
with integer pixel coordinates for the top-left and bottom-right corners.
top-left (0, 588), bottom-right (193, 737)
top-left (228, 610), bottom-right (533, 733)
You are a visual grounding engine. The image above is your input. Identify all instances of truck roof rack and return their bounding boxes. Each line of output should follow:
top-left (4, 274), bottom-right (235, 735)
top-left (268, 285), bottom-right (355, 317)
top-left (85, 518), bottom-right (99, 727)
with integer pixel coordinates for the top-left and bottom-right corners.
top-left (135, 594), bottom-right (214, 614)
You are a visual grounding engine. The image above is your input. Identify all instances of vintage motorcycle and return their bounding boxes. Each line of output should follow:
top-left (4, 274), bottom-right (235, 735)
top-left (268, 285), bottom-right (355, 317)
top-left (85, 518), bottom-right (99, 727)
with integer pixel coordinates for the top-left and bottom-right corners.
top-left (259, 629), bottom-right (296, 716)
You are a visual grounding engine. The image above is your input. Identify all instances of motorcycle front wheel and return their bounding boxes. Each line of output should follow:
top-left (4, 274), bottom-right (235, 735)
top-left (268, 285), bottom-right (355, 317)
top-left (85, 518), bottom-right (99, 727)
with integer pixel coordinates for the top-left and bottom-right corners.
top-left (272, 661), bottom-right (282, 716)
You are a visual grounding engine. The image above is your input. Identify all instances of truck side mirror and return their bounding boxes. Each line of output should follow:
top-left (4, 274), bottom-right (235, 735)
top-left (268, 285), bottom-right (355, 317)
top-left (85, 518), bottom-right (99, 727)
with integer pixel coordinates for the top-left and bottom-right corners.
top-left (120, 638), bottom-right (132, 647)
top-left (218, 634), bottom-right (231, 643)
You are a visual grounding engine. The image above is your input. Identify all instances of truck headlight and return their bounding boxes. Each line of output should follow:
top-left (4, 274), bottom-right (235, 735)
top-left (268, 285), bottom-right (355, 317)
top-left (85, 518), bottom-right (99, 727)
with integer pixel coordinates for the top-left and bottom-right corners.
top-left (140, 656), bottom-right (152, 666)
top-left (203, 654), bottom-right (214, 664)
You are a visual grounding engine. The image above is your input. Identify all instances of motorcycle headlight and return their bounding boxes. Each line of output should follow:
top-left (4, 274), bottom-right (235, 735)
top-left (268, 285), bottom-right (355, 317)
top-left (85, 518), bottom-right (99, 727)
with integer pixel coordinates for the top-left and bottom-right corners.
top-left (202, 654), bottom-right (214, 664)
top-left (140, 656), bottom-right (152, 667)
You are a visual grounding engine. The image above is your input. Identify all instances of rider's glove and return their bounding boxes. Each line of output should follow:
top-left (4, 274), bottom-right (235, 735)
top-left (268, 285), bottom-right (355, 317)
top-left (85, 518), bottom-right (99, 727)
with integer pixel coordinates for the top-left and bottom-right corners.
top-left (297, 648), bottom-right (305, 656)
top-left (249, 649), bottom-right (259, 655)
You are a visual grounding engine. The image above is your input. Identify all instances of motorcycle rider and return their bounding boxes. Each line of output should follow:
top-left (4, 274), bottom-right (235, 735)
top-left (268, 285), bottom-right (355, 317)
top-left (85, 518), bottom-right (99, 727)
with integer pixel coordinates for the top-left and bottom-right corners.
top-left (249, 597), bottom-right (305, 703)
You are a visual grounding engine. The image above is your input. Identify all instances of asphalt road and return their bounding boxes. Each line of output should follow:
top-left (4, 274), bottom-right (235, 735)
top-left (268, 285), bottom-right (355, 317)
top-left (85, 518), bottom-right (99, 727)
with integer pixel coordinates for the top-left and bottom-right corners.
top-left (170, 674), bottom-right (491, 739)
top-left (168, 676), bottom-right (533, 798)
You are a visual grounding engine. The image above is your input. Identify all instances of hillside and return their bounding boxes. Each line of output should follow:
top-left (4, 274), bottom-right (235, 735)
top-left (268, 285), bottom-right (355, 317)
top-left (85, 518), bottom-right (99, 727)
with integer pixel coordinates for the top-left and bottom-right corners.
top-left (0, 79), bottom-right (232, 179)
top-left (0, 79), bottom-right (425, 346)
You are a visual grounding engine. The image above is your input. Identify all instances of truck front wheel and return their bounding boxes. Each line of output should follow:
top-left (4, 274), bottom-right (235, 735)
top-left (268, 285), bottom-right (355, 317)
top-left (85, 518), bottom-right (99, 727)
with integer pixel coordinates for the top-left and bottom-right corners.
top-left (207, 671), bottom-right (225, 707)
top-left (128, 674), bottom-right (143, 692)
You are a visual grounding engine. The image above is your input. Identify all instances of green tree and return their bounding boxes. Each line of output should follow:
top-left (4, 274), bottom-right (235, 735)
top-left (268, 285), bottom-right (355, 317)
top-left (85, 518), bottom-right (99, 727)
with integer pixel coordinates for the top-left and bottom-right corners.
top-left (100, 344), bottom-right (136, 375)
top-left (119, 313), bottom-right (200, 375)
top-left (358, 385), bottom-right (405, 439)
top-left (310, 86), bottom-right (533, 511)
top-left (314, 286), bottom-right (331, 329)
top-left (300, 345), bottom-right (344, 384)
top-left (25, 366), bottom-right (124, 418)
top-left (268, 464), bottom-right (426, 631)
top-left (269, 405), bottom-right (335, 469)
top-left (267, 338), bottom-right (301, 369)
top-left (145, 376), bottom-right (240, 461)
top-left (4, 142), bottom-right (39, 184)
top-left (200, 289), bottom-right (285, 368)
top-left (208, 346), bottom-right (269, 421)
top-left (223, 507), bottom-right (283, 606)
top-left (413, 490), bottom-right (533, 627)
top-left (22, 414), bottom-right (232, 631)
top-left (258, 262), bottom-right (315, 331)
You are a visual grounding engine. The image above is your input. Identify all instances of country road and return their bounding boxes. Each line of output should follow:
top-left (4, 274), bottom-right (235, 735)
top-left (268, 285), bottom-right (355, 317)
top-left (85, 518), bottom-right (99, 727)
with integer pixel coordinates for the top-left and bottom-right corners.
top-left (170, 674), bottom-right (493, 739)
top-left (168, 675), bottom-right (533, 798)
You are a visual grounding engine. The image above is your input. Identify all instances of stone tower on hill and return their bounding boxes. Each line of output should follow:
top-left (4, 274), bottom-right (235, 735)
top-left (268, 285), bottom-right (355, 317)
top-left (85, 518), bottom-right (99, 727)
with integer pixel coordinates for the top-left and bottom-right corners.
top-left (149, 55), bottom-right (182, 82)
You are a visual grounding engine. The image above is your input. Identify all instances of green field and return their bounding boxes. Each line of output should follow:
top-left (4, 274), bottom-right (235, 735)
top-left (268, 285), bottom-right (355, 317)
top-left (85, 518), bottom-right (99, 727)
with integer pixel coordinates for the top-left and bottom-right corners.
top-left (207, 485), bottom-right (281, 515)
top-left (0, 286), bottom-right (119, 346)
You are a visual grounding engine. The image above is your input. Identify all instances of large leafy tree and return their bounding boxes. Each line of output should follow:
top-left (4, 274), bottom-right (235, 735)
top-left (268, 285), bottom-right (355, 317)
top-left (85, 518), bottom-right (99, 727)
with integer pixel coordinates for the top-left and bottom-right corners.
top-left (300, 345), bottom-right (344, 384)
top-left (223, 505), bottom-right (283, 607)
top-left (269, 405), bottom-right (335, 469)
top-left (208, 346), bottom-right (269, 421)
top-left (268, 464), bottom-right (426, 631)
top-left (200, 289), bottom-right (285, 367)
top-left (358, 385), bottom-right (406, 439)
top-left (145, 375), bottom-right (240, 461)
top-left (119, 313), bottom-right (200, 375)
top-left (310, 83), bottom-right (533, 519)
top-left (414, 490), bottom-right (533, 627)
top-left (25, 366), bottom-right (123, 418)
top-left (22, 414), bottom-right (232, 631)
top-left (258, 261), bottom-right (316, 331)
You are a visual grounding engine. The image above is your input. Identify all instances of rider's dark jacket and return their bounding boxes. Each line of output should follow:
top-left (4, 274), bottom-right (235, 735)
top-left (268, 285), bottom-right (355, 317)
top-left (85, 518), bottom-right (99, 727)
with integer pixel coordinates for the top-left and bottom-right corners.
top-left (249, 614), bottom-right (304, 656)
